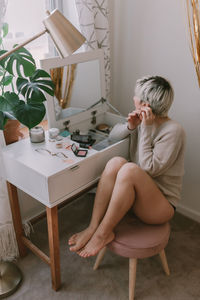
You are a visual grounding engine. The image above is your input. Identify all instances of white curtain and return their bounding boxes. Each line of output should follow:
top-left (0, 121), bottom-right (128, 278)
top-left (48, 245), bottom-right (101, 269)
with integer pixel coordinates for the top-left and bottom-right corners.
top-left (0, 131), bottom-right (19, 261)
top-left (0, 0), bottom-right (19, 261)
top-left (75, 0), bottom-right (111, 99)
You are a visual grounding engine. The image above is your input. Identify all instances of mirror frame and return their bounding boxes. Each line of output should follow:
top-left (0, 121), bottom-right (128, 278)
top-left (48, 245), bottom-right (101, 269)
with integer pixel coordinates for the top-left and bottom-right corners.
top-left (40, 49), bottom-right (106, 129)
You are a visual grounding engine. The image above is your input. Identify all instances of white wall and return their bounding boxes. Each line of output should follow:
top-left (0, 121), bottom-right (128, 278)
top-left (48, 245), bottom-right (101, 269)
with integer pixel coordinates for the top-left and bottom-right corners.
top-left (109, 0), bottom-right (200, 221)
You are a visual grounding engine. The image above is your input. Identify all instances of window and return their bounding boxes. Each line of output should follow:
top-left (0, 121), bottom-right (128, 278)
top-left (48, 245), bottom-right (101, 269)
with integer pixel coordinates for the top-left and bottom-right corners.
top-left (3, 0), bottom-right (48, 65)
top-left (2, 0), bottom-right (82, 61)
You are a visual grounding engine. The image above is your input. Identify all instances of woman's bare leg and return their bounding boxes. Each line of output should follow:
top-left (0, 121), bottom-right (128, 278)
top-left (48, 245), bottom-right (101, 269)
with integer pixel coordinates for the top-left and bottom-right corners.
top-left (78, 163), bottom-right (174, 257)
top-left (68, 157), bottom-right (127, 251)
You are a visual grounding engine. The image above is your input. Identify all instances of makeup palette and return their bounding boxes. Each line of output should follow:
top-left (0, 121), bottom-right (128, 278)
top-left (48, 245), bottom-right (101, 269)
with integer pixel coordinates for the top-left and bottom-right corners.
top-left (71, 143), bottom-right (88, 157)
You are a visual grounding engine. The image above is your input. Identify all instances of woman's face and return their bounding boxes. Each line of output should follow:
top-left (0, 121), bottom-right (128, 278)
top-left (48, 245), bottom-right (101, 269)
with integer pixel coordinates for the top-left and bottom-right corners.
top-left (133, 96), bottom-right (143, 111)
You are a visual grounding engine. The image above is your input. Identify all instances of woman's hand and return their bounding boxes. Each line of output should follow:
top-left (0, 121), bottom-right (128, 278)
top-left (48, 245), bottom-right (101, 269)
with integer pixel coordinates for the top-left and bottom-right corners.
top-left (141, 105), bottom-right (155, 126)
top-left (127, 110), bottom-right (142, 130)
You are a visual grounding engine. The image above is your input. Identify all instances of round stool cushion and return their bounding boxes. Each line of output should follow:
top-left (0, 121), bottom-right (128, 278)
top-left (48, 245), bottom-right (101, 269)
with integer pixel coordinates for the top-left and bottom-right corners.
top-left (107, 214), bottom-right (170, 259)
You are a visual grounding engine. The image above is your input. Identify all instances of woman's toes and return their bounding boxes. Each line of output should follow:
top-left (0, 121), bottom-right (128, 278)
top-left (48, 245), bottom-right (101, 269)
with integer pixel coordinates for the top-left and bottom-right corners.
top-left (68, 234), bottom-right (77, 245)
top-left (79, 249), bottom-right (87, 258)
top-left (69, 244), bottom-right (79, 252)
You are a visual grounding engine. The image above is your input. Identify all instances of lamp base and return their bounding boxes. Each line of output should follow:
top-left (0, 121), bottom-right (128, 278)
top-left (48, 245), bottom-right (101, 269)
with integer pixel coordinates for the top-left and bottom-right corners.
top-left (0, 262), bottom-right (22, 299)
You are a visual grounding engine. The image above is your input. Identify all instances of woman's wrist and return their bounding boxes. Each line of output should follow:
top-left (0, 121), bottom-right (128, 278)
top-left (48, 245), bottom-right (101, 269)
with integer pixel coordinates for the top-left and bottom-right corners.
top-left (127, 124), bottom-right (136, 131)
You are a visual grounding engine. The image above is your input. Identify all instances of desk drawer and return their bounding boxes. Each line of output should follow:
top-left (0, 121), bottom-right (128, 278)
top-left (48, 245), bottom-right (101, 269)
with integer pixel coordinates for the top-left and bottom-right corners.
top-left (47, 138), bottom-right (129, 205)
top-left (48, 153), bottom-right (103, 203)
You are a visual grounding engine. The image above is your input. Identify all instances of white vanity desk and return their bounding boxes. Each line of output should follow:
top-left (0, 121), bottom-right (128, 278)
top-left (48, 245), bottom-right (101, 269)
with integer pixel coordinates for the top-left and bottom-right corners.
top-left (2, 129), bottom-right (128, 291)
top-left (3, 135), bottom-right (101, 208)
top-left (1, 50), bottom-right (129, 291)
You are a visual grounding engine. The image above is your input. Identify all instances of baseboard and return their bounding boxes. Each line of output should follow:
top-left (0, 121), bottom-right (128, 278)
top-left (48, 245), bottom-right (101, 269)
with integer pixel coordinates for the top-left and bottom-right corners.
top-left (177, 203), bottom-right (200, 223)
top-left (24, 208), bottom-right (46, 225)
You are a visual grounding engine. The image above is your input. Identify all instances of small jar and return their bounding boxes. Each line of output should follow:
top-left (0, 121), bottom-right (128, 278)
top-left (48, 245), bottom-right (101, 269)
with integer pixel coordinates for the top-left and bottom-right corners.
top-left (29, 126), bottom-right (45, 143)
top-left (48, 127), bottom-right (60, 139)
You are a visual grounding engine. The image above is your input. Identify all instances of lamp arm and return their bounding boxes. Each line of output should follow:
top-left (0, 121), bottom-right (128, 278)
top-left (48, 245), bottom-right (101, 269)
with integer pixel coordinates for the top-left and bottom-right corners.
top-left (0, 29), bottom-right (47, 61)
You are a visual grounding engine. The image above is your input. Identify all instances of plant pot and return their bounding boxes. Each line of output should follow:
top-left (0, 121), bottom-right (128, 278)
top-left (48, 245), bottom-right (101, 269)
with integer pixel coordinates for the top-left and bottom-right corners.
top-left (3, 120), bottom-right (23, 145)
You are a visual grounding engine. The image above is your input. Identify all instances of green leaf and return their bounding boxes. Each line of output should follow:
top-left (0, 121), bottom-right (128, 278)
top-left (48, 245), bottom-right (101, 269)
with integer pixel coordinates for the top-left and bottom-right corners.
top-left (0, 37), bottom-right (2, 46)
top-left (2, 75), bottom-right (13, 86)
top-left (13, 100), bottom-right (46, 129)
top-left (0, 49), bottom-right (7, 58)
top-left (0, 47), bottom-right (36, 77)
top-left (0, 67), bottom-right (4, 76)
top-left (16, 69), bottom-right (54, 102)
top-left (0, 111), bottom-right (8, 130)
top-left (16, 77), bottom-right (28, 97)
top-left (0, 92), bottom-right (20, 112)
top-left (30, 69), bottom-right (51, 80)
top-left (2, 23), bottom-right (9, 38)
top-left (28, 89), bottom-right (46, 102)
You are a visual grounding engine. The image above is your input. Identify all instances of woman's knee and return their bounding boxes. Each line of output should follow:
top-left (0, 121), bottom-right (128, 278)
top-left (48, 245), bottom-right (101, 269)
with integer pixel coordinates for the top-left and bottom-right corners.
top-left (117, 162), bottom-right (141, 181)
top-left (104, 156), bottom-right (127, 176)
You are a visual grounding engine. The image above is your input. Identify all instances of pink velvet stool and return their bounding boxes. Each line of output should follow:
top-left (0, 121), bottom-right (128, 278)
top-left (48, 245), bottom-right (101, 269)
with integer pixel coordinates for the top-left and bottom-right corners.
top-left (93, 214), bottom-right (171, 300)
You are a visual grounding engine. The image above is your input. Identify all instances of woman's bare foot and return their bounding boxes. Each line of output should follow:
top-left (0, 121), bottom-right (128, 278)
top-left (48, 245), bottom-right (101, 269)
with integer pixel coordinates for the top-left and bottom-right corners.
top-left (78, 231), bottom-right (114, 257)
top-left (68, 227), bottom-right (96, 252)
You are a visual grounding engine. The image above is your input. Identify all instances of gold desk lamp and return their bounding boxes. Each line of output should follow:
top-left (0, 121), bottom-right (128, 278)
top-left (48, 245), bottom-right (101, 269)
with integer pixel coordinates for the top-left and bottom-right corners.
top-left (0, 9), bottom-right (85, 298)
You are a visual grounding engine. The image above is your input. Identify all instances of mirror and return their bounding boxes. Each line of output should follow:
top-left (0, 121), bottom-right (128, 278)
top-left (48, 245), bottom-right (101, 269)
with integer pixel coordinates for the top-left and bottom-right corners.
top-left (51, 59), bottom-right (102, 120)
top-left (40, 49), bottom-right (106, 129)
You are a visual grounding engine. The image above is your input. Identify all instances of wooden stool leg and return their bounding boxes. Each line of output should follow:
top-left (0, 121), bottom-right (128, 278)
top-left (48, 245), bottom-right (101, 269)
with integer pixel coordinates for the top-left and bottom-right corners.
top-left (93, 247), bottom-right (107, 270)
top-left (129, 258), bottom-right (137, 300)
top-left (6, 182), bottom-right (27, 257)
top-left (159, 249), bottom-right (170, 276)
top-left (46, 206), bottom-right (61, 291)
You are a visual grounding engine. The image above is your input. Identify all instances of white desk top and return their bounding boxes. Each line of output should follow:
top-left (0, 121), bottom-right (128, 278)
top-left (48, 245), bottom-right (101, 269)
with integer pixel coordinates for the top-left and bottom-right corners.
top-left (2, 134), bottom-right (99, 178)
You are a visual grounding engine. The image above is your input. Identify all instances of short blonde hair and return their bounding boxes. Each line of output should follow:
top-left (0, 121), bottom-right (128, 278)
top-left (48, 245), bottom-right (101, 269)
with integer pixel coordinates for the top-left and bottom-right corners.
top-left (135, 76), bottom-right (174, 116)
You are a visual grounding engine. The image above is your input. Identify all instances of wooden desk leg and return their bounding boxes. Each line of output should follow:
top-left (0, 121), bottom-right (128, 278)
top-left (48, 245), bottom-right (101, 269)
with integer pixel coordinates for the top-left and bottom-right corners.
top-left (46, 206), bottom-right (61, 291)
top-left (6, 182), bottom-right (27, 257)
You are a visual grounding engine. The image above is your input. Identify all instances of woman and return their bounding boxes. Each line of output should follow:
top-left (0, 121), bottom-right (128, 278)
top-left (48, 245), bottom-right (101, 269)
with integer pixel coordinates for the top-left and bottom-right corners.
top-left (68, 76), bottom-right (186, 258)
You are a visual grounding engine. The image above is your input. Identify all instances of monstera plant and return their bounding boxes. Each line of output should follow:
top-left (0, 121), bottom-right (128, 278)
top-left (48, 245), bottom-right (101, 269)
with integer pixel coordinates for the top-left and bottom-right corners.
top-left (0, 23), bottom-right (54, 130)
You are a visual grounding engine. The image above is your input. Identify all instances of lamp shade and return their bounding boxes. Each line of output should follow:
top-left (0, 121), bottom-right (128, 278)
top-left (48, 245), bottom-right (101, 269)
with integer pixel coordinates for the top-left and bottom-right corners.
top-left (43, 9), bottom-right (86, 58)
